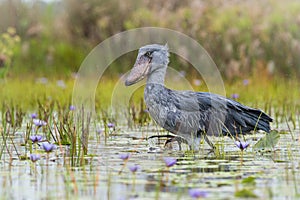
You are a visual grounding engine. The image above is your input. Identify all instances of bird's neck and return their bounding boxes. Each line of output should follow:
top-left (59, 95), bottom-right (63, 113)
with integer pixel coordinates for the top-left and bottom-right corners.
top-left (146, 66), bottom-right (167, 86)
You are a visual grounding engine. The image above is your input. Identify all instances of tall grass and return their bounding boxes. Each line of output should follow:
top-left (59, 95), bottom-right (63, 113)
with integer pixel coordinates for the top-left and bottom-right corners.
top-left (0, 76), bottom-right (298, 110)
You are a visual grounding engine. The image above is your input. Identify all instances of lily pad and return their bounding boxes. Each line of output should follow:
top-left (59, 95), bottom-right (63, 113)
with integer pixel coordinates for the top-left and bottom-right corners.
top-left (253, 130), bottom-right (280, 150)
top-left (241, 176), bottom-right (256, 186)
top-left (235, 189), bottom-right (258, 198)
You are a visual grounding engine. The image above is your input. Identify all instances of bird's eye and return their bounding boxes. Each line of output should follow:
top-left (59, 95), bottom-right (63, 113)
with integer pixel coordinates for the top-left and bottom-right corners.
top-left (144, 51), bottom-right (152, 58)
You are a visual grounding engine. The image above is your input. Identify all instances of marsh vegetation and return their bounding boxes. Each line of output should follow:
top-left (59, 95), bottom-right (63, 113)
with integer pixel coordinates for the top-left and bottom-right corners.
top-left (0, 0), bottom-right (300, 199)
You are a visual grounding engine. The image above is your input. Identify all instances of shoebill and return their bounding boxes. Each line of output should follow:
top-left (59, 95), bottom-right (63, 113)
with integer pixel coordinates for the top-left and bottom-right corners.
top-left (125, 44), bottom-right (272, 150)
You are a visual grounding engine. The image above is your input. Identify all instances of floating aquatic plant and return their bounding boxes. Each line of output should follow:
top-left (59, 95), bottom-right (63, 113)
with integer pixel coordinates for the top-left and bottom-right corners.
top-left (163, 157), bottom-right (177, 168)
top-left (235, 189), bottom-right (258, 198)
top-left (234, 141), bottom-right (250, 151)
top-left (243, 79), bottom-right (249, 86)
top-left (119, 153), bottom-right (130, 174)
top-left (107, 122), bottom-right (115, 128)
top-left (253, 130), bottom-right (280, 151)
top-left (231, 93), bottom-right (239, 99)
top-left (29, 135), bottom-right (43, 143)
top-left (30, 113), bottom-right (38, 119)
top-left (128, 164), bottom-right (139, 173)
top-left (33, 119), bottom-right (47, 127)
top-left (119, 153), bottom-right (130, 161)
top-left (235, 141), bottom-right (250, 164)
top-left (69, 105), bottom-right (75, 111)
top-left (57, 80), bottom-right (66, 89)
top-left (129, 164), bottom-right (140, 190)
top-left (29, 154), bottom-right (41, 162)
top-left (42, 143), bottom-right (56, 153)
top-left (188, 188), bottom-right (207, 199)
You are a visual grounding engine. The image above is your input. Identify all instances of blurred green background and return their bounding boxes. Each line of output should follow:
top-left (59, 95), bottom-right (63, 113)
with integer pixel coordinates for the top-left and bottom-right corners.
top-left (1, 0), bottom-right (300, 81)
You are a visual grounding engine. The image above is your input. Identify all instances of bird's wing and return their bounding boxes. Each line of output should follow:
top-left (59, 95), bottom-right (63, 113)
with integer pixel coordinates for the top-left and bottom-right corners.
top-left (169, 89), bottom-right (272, 135)
top-left (168, 90), bottom-right (227, 135)
top-left (170, 90), bottom-right (228, 112)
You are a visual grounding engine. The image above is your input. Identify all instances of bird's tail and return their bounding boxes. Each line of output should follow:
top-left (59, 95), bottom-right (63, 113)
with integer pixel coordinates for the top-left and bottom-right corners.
top-left (245, 108), bottom-right (272, 133)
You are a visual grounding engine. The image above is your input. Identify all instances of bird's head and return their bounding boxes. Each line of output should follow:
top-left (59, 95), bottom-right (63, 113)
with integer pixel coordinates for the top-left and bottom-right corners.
top-left (125, 44), bottom-right (169, 86)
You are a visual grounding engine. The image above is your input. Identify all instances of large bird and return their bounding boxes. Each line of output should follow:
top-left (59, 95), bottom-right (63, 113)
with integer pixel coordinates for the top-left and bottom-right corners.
top-left (125, 44), bottom-right (272, 150)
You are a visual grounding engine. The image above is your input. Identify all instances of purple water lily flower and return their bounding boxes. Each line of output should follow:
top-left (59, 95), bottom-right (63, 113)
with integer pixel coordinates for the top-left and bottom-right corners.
top-left (57, 80), bottom-right (66, 89)
top-left (33, 119), bottom-right (47, 127)
top-left (188, 189), bottom-right (207, 198)
top-left (30, 113), bottom-right (38, 119)
top-left (128, 164), bottom-right (139, 173)
top-left (231, 93), bottom-right (239, 99)
top-left (107, 123), bottom-right (115, 128)
top-left (69, 105), bottom-right (75, 111)
top-left (235, 141), bottom-right (250, 151)
top-left (243, 79), bottom-right (249, 86)
top-left (42, 143), bottom-right (56, 152)
top-left (119, 153), bottom-right (130, 161)
top-left (36, 77), bottom-right (48, 84)
top-left (30, 154), bottom-right (41, 162)
top-left (164, 157), bottom-right (177, 167)
top-left (29, 135), bottom-right (43, 143)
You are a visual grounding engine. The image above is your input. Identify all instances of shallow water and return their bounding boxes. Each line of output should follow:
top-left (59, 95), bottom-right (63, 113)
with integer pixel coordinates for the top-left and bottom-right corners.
top-left (0, 123), bottom-right (299, 200)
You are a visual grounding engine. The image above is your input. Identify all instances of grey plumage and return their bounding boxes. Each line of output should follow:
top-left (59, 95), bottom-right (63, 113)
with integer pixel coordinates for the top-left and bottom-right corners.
top-left (125, 44), bottom-right (272, 149)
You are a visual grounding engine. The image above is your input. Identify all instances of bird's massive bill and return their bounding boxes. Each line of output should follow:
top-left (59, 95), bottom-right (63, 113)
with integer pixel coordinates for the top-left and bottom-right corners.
top-left (125, 55), bottom-right (151, 86)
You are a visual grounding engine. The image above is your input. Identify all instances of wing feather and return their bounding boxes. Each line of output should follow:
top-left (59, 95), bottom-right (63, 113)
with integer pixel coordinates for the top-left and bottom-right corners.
top-left (168, 89), bottom-right (272, 135)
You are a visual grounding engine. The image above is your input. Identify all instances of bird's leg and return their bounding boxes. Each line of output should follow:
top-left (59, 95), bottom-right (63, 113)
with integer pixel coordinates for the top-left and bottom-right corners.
top-left (148, 134), bottom-right (175, 146)
top-left (164, 136), bottom-right (176, 149)
top-left (148, 135), bottom-right (189, 151)
top-left (164, 136), bottom-right (189, 151)
top-left (148, 134), bottom-right (175, 140)
top-left (203, 134), bottom-right (217, 154)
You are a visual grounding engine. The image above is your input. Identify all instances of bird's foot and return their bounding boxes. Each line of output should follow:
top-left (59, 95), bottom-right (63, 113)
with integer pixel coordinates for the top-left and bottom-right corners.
top-left (148, 134), bottom-right (175, 140)
top-left (164, 135), bottom-right (189, 151)
top-left (147, 134), bottom-right (175, 150)
top-left (202, 134), bottom-right (219, 156)
top-left (147, 134), bottom-right (189, 150)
